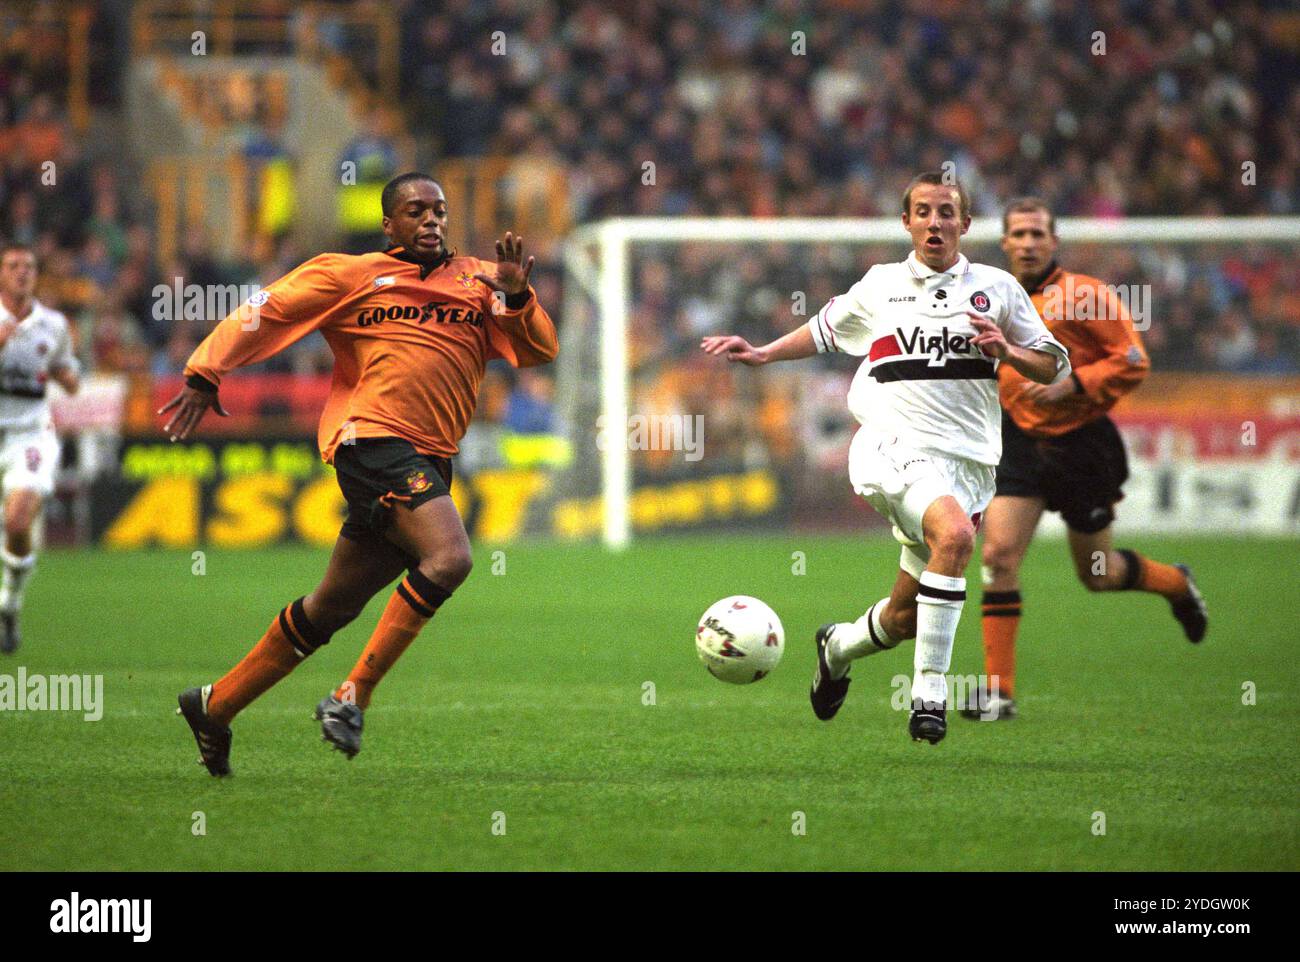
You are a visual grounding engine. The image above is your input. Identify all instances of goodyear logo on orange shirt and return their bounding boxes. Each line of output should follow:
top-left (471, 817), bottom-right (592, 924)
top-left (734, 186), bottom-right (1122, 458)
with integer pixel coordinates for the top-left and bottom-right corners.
top-left (356, 302), bottom-right (485, 328)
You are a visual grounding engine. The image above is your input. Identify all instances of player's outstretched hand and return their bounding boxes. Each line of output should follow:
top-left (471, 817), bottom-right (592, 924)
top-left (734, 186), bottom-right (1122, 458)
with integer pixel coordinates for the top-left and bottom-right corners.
top-left (700, 335), bottom-right (767, 366)
top-left (158, 384), bottom-right (228, 442)
top-left (968, 312), bottom-right (1008, 359)
top-left (474, 231), bottom-right (534, 296)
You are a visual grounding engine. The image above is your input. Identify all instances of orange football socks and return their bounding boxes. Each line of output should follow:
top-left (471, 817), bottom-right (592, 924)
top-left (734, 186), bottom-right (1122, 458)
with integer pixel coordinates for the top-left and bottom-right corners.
top-left (1117, 548), bottom-right (1189, 599)
top-left (335, 569), bottom-right (452, 710)
top-left (207, 598), bottom-right (331, 726)
top-left (980, 590), bottom-right (1021, 698)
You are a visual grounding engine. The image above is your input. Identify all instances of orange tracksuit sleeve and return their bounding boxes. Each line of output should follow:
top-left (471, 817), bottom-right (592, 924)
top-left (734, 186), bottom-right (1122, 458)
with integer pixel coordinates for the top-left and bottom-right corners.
top-left (484, 287), bottom-right (559, 368)
top-left (184, 253), bottom-right (349, 385)
top-left (1002, 268), bottom-right (1150, 437)
top-left (1069, 283), bottom-right (1149, 405)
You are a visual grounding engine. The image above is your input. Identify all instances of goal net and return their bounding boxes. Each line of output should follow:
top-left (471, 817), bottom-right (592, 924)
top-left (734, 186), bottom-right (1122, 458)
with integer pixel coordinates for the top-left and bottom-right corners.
top-left (555, 217), bottom-right (1300, 547)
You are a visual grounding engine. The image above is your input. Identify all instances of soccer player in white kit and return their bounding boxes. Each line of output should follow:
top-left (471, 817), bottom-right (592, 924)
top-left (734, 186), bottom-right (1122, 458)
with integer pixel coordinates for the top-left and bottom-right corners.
top-left (702, 173), bottom-right (1070, 744)
top-left (0, 243), bottom-right (81, 653)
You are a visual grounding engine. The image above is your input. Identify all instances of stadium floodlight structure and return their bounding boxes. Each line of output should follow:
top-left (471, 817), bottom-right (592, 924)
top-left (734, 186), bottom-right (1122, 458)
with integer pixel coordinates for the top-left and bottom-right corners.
top-left (559, 216), bottom-right (1300, 549)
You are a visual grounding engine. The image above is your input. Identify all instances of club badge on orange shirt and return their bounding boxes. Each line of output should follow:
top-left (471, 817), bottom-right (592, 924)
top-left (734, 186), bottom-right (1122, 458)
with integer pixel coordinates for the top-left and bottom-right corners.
top-left (406, 470), bottom-right (432, 494)
top-left (455, 271), bottom-right (479, 290)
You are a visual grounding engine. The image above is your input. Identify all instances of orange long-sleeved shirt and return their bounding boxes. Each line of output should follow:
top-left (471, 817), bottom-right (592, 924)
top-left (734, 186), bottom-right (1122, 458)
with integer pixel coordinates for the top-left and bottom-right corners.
top-left (185, 247), bottom-right (558, 461)
top-left (1000, 264), bottom-right (1149, 437)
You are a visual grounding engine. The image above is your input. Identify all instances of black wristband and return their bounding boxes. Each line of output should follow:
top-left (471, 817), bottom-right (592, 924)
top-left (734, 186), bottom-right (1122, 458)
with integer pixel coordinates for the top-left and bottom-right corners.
top-left (186, 373), bottom-right (219, 394)
top-left (503, 289), bottom-right (532, 311)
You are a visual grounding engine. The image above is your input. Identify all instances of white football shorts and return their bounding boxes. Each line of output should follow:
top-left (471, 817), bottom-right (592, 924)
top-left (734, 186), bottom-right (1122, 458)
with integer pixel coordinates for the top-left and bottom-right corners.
top-left (848, 427), bottom-right (995, 580)
top-left (0, 426), bottom-right (61, 498)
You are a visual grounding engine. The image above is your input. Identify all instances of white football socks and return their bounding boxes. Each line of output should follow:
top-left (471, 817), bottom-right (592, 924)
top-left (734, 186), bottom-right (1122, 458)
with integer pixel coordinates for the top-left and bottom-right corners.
top-left (0, 547), bottom-right (35, 615)
top-left (912, 571), bottom-right (967, 706)
top-left (826, 599), bottom-right (898, 679)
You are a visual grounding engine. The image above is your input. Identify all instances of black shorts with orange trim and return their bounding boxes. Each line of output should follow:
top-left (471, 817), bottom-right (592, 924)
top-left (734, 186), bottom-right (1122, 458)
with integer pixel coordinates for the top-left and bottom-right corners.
top-left (333, 437), bottom-right (453, 543)
top-left (995, 412), bottom-right (1129, 534)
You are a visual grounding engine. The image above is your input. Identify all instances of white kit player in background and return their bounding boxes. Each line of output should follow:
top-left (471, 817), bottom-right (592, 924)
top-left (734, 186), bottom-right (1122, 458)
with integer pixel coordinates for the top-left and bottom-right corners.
top-left (0, 243), bottom-right (81, 654)
top-left (702, 172), bottom-right (1070, 744)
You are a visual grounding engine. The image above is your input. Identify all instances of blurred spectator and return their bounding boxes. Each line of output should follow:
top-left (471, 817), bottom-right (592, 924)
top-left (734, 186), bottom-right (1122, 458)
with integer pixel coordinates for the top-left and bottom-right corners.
top-left (339, 110), bottom-right (399, 185)
top-left (338, 108), bottom-right (401, 252)
top-left (89, 292), bottom-right (149, 374)
top-left (504, 369), bottom-right (557, 434)
top-left (1236, 329), bottom-right (1299, 376)
top-left (1214, 307), bottom-right (1259, 370)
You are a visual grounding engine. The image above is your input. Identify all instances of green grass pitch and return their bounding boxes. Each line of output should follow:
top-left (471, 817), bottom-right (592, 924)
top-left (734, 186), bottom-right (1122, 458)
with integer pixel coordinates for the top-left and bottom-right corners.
top-left (2, 534), bottom-right (1297, 871)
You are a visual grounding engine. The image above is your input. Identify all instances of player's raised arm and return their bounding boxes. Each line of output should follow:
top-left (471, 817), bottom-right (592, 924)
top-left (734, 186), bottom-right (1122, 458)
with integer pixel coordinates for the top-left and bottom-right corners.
top-left (702, 275), bottom-right (874, 365)
top-left (159, 253), bottom-right (347, 440)
top-left (700, 325), bottom-right (817, 366)
top-left (477, 232), bottom-right (558, 367)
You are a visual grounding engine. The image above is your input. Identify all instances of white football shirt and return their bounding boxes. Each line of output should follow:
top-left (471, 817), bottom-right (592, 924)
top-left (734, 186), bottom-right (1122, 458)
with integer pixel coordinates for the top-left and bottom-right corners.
top-left (807, 252), bottom-right (1069, 465)
top-left (0, 298), bottom-right (80, 432)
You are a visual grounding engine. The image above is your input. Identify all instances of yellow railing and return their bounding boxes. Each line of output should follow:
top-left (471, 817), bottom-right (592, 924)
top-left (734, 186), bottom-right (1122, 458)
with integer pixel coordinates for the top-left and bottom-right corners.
top-left (148, 155), bottom-right (253, 266)
top-left (131, 0), bottom-right (398, 102)
top-left (152, 62), bottom-right (293, 149)
top-left (439, 157), bottom-right (573, 252)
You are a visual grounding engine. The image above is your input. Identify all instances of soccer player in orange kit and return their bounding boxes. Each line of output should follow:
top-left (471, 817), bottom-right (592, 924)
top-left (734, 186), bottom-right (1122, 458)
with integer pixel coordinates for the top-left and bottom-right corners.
top-left (963, 198), bottom-right (1207, 722)
top-left (162, 173), bottom-right (558, 775)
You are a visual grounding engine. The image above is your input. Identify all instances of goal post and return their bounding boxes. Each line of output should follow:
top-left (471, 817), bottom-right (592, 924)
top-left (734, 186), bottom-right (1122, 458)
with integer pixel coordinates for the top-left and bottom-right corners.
top-left (558, 216), bottom-right (1300, 549)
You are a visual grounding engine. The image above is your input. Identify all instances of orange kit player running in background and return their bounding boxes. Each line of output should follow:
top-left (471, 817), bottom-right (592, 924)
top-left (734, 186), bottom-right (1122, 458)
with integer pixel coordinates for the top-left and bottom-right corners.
top-left (963, 198), bottom-right (1207, 722)
top-left (162, 173), bottom-right (558, 775)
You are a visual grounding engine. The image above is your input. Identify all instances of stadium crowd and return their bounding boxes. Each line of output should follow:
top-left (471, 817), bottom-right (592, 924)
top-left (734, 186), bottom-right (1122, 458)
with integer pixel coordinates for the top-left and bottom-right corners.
top-left (2, 0), bottom-right (1298, 416)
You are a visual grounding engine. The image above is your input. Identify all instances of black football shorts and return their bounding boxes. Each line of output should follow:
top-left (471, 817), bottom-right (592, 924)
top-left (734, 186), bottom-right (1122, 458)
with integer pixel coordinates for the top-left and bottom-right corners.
top-left (995, 412), bottom-right (1129, 534)
top-left (333, 437), bottom-right (453, 543)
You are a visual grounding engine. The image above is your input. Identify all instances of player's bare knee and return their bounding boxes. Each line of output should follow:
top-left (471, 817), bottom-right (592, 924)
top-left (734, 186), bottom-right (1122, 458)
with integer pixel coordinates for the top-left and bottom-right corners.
top-left (981, 541), bottom-right (1020, 582)
top-left (931, 525), bottom-right (975, 569)
top-left (419, 548), bottom-right (472, 590)
top-left (3, 515), bottom-right (31, 538)
top-left (4, 503), bottom-right (38, 541)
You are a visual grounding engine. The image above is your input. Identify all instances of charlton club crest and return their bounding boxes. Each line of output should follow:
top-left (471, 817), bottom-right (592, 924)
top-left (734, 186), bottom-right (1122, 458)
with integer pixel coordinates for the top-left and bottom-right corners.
top-left (406, 470), bottom-right (432, 494)
top-left (971, 291), bottom-right (991, 312)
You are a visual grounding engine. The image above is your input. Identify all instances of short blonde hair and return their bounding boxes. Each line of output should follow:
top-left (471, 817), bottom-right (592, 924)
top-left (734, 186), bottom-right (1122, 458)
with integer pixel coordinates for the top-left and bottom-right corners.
top-left (902, 171), bottom-right (970, 220)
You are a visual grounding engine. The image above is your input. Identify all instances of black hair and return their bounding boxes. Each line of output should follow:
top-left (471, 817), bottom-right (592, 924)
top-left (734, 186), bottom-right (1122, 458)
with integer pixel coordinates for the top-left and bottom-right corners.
top-left (381, 172), bottom-right (440, 217)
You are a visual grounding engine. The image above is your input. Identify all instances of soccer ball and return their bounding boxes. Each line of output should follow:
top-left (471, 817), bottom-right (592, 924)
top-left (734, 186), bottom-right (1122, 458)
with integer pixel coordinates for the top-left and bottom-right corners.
top-left (695, 596), bottom-right (785, 684)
